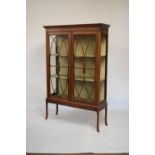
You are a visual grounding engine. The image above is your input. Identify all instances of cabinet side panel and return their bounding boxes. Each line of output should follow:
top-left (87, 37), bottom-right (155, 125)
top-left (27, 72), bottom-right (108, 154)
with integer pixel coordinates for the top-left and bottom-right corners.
top-left (100, 34), bottom-right (107, 101)
top-left (100, 33), bottom-right (108, 101)
top-left (105, 33), bottom-right (109, 101)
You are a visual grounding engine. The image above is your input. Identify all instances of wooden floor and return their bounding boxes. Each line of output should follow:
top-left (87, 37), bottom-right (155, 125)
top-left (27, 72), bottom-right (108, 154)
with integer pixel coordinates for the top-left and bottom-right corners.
top-left (26, 153), bottom-right (129, 155)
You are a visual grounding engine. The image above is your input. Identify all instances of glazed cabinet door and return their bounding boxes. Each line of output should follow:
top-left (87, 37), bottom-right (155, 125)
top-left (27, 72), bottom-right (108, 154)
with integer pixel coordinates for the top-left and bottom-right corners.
top-left (47, 33), bottom-right (70, 99)
top-left (73, 33), bottom-right (97, 103)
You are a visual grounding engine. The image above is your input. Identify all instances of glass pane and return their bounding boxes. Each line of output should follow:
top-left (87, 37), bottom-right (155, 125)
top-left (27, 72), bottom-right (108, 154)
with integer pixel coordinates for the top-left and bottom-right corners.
top-left (49, 35), bottom-right (68, 98)
top-left (100, 34), bottom-right (107, 101)
top-left (73, 35), bottom-right (96, 102)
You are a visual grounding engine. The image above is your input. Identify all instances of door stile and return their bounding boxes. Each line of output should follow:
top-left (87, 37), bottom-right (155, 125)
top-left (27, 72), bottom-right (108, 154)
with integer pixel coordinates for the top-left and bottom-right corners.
top-left (68, 32), bottom-right (73, 100)
top-left (69, 33), bottom-right (74, 101)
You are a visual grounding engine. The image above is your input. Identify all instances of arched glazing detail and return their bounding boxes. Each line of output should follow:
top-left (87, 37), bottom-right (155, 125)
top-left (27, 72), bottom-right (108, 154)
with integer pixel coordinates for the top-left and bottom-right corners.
top-left (73, 35), bottom-right (96, 102)
top-left (49, 35), bottom-right (68, 97)
top-left (74, 36), bottom-right (96, 57)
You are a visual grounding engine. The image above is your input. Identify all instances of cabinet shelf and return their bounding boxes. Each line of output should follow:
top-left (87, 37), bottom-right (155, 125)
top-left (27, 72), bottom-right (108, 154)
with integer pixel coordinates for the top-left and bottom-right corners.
top-left (74, 66), bottom-right (94, 70)
top-left (50, 65), bottom-right (68, 68)
top-left (50, 53), bottom-right (67, 57)
top-left (50, 53), bottom-right (106, 57)
top-left (51, 74), bottom-right (105, 82)
top-left (74, 54), bottom-right (106, 58)
top-left (50, 65), bottom-right (94, 70)
top-left (51, 74), bottom-right (67, 79)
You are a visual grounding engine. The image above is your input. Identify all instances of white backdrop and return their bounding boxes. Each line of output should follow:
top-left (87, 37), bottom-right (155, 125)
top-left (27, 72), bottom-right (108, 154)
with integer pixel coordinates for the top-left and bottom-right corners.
top-left (26, 0), bottom-right (129, 109)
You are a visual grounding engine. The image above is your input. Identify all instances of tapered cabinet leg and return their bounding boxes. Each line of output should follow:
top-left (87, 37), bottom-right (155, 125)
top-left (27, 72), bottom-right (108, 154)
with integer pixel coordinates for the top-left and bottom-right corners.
top-left (105, 106), bottom-right (108, 126)
top-left (97, 111), bottom-right (100, 132)
top-left (45, 100), bottom-right (48, 120)
top-left (56, 104), bottom-right (58, 115)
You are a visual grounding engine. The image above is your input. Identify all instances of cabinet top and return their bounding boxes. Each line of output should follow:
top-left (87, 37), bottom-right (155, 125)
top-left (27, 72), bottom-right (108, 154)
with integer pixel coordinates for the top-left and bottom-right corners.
top-left (43, 23), bottom-right (110, 33)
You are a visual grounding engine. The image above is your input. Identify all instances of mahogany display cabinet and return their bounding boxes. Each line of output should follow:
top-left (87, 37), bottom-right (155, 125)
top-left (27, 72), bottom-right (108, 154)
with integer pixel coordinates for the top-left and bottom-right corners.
top-left (43, 23), bottom-right (110, 132)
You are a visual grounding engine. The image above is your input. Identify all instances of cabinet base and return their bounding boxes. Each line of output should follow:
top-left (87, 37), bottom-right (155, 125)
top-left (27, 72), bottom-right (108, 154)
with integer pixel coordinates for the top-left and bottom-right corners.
top-left (45, 97), bottom-right (108, 132)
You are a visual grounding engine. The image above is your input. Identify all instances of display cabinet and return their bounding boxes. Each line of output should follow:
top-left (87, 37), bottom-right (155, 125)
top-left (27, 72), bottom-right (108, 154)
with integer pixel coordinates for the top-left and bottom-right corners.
top-left (43, 23), bottom-right (110, 132)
